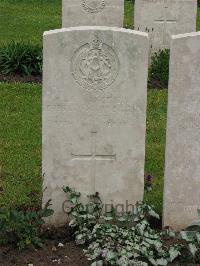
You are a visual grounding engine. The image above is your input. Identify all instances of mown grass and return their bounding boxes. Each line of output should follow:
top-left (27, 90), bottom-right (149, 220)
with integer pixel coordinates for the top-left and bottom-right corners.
top-left (124, 0), bottom-right (134, 29)
top-left (0, 83), bottom-right (42, 209)
top-left (0, 0), bottom-right (199, 215)
top-left (145, 90), bottom-right (168, 214)
top-left (0, 0), bottom-right (61, 45)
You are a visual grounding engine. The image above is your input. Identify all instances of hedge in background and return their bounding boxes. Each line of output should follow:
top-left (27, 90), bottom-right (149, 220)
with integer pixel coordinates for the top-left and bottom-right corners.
top-left (0, 41), bottom-right (170, 89)
top-left (0, 41), bottom-right (42, 76)
top-left (148, 49), bottom-right (170, 90)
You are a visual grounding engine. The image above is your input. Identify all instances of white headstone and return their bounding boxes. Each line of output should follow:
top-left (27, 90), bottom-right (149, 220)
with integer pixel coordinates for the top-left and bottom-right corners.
top-left (42, 26), bottom-right (149, 226)
top-left (134, 0), bottom-right (197, 51)
top-left (163, 32), bottom-right (200, 230)
top-left (62, 0), bottom-right (124, 28)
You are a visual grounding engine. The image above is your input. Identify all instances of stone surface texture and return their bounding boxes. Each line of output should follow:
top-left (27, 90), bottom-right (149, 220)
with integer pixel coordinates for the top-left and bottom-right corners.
top-left (134, 0), bottom-right (197, 51)
top-left (42, 26), bottom-right (149, 226)
top-left (163, 32), bottom-right (200, 231)
top-left (62, 0), bottom-right (124, 27)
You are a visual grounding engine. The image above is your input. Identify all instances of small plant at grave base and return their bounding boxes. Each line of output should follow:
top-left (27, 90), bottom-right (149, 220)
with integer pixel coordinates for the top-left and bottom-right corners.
top-left (144, 174), bottom-right (154, 192)
top-left (0, 200), bottom-right (54, 249)
top-left (63, 186), bottom-right (181, 266)
top-left (178, 209), bottom-right (200, 263)
top-left (149, 49), bottom-right (170, 89)
top-left (0, 41), bottom-right (42, 76)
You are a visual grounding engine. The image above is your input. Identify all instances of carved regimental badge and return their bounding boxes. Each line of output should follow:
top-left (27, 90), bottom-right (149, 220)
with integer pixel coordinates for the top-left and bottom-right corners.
top-left (82, 0), bottom-right (105, 14)
top-left (71, 36), bottom-right (119, 90)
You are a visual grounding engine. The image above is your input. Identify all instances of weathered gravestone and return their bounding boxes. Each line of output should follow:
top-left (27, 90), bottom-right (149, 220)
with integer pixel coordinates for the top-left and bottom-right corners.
top-left (42, 26), bottom-right (149, 225)
top-left (163, 32), bottom-right (200, 230)
top-left (62, 0), bottom-right (124, 28)
top-left (134, 0), bottom-right (197, 52)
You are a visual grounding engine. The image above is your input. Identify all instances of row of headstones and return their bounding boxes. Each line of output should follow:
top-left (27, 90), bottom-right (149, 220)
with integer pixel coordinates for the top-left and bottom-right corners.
top-left (62, 0), bottom-right (197, 51)
top-left (42, 0), bottom-right (200, 231)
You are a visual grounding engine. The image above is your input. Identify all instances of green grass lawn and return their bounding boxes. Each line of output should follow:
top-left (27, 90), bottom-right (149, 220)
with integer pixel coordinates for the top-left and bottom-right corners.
top-left (0, 83), bottom-right (42, 209)
top-left (145, 90), bottom-right (168, 213)
top-left (0, 0), bottom-right (61, 45)
top-left (0, 0), bottom-right (199, 215)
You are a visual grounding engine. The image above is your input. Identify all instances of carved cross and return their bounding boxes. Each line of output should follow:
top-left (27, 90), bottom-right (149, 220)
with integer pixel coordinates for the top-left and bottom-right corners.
top-left (154, 4), bottom-right (177, 47)
top-left (71, 131), bottom-right (116, 193)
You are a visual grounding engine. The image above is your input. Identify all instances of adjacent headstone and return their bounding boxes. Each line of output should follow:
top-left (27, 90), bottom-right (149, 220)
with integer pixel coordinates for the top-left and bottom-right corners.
top-left (163, 32), bottom-right (200, 230)
top-left (134, 0), bottom-right (197, 52)
top-left (62, 0), bottom-right (124, 28)
top-left (42, 26), bottom-right (149, 225)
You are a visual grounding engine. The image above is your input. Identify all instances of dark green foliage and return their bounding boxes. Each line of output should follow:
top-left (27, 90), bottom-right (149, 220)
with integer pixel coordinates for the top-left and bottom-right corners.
top-left (149, 49), bottom-right (170, 89)
top-left (0, 41), bottom-right (42, 76)
top-left (0, 200), bottom-right (53, 249)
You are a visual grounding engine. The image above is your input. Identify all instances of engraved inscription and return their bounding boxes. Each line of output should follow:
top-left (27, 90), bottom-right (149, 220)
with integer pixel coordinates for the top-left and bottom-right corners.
top-left (71, 35), bottom-right (119, 90)
top-left (137, 3), bottom-right (178, 50)
top-left (82, 0), bottom-right (105, 14)
top-left (154, 4), bottom-right (177, 48)
top-left (172, 97), bottom-right (200, 129)
top-left (169, 203), bottom-right (200, 216)
top-left (45, 99), bottom-right (137, 126)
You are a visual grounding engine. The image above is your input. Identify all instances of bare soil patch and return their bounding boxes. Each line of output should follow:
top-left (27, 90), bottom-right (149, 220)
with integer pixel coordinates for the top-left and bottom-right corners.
top-left (0, 227), bottom-right (89, 266)
top-left (0, 74), bottom-right (42, 84)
